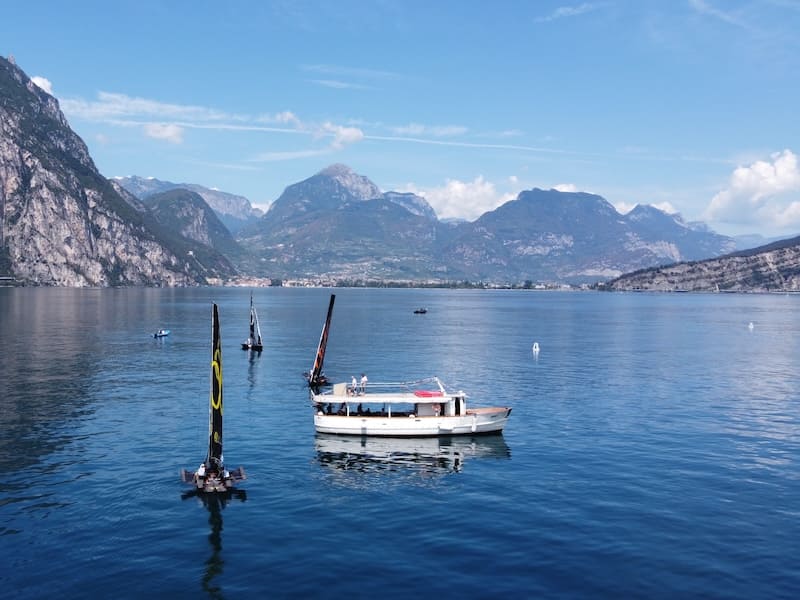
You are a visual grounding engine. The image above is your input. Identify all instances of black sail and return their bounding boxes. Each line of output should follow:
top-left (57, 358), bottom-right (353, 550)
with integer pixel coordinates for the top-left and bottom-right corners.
top-left (309, 294), bottom-right (335, 386)
top-left (248, 293), bottom-right (256, 341)
top-left (207, 303), bottom-right (224, 469)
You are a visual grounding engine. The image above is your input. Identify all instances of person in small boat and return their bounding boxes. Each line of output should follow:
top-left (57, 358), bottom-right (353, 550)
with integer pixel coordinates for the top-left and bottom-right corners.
top-left (360, 373), bottom-right (368, 395)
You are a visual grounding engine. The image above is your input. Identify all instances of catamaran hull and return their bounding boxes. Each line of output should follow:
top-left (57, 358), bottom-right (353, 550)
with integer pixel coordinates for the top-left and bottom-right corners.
top-left (314, 409), bottom-right (511, 437)
top-left (180, 467), bottom-right (247, 493)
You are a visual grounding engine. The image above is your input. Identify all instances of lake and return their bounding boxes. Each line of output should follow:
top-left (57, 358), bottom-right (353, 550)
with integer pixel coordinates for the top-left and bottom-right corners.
top-left (1, 287), bottom-right (798, 599)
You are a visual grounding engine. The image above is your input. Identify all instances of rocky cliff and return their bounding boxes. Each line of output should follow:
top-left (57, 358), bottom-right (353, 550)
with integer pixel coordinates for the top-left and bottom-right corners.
top-left (599, 235), bottom-right (800, 292)
top-left (0, 56), bottom-right (230, 286)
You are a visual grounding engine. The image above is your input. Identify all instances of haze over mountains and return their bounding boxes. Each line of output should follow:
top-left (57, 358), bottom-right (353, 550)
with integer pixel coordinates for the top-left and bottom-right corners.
top-left (2, 54), bottom-right (799, 290)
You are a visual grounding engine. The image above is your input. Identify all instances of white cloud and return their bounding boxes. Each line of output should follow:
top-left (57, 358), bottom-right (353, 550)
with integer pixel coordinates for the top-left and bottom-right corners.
top-left (308, 79), bottom-right (371, 90)
top-left (256, 111), bottom-right (302, 127)
top-left (651, 201), bottom-right (678, 214)
top-left (688, 0), bottom-right (747, 28)
top-left (536, 3), bottom-right (602, 23)
top-left (321, 122), bottom-right (364, 149)
top-left (402, 176), bottom-right (516, 221)
top-left (144, 123), bottom-right (184, 144)
top-left (31, 76), bottom-right (53, 95)
top-left (612, 200), bottom-right (676, 215)
top-left (391, 123), bottom-right (469, 137)
top-left (61, 91), bottom-right (235, 122)
top-left (614, 201), bottom-right (636, 214)
top-left (554, 183), bottom-right (578, 192)
top-left (704, 149), bottom-right (800, 231)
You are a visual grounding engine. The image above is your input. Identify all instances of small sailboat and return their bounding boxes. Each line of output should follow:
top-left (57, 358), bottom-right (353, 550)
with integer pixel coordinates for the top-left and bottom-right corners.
top-left (181, 303), bottom-right (246, 493)
top-left (304, 293), bottom-right (335, 388)
top-left (241, 293), bottom-right (264, 351)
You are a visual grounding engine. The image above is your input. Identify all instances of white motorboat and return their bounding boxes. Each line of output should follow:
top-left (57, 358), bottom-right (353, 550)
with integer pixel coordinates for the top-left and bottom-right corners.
top-left (311, 376), bottom-right (511, 437)
top-left (306, 294), bottom-right (511, 437)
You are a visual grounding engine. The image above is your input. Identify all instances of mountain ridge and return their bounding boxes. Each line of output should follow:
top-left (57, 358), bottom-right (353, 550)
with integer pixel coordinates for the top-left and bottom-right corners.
top-left (0, 55), bottom-right (235, 286)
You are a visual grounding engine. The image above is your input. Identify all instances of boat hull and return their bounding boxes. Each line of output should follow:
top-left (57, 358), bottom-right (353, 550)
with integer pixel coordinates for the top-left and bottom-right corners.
top-left (180, 466), bottom-right (246, 493)
top-left (313, 408), bottom-right (511, 437)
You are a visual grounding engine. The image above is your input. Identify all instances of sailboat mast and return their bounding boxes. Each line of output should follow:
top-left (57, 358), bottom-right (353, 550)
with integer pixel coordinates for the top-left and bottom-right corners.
top-left (309, 294), bottom-right (335, 385)
top-left (207, 303), bottom-right (224, 468)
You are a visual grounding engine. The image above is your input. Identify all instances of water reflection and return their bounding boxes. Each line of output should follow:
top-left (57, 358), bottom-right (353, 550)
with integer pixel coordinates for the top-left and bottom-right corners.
top-left (246, 349), bottom-right (261, 392)
top-left (181, 490), bottom-right (247, 599)
top-left (315, 434), bottom-right (510, 481)
top-left (0, 289), bottom-right (104, 474)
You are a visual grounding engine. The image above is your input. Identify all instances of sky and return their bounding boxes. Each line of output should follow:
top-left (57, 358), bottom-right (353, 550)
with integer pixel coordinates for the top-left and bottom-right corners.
top-left (3, 0), bottom-right (800, 237)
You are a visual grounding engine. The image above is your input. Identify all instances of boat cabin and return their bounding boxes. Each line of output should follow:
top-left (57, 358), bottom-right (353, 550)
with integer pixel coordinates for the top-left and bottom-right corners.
top-left (317, 381), bottom-right (467, 419)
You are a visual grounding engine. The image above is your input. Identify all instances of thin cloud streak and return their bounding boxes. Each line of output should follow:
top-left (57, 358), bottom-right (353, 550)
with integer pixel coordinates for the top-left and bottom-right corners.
top-left (536, 3), bottom-right (603, 23)
top-left (364, 134), bottom-right (567, 154)
top-left (301, 63), bottom-right (402, 80)
top-left (688, 0), bottom-right (748, 28)
top-left (308, 79), bottom-right (372, 90)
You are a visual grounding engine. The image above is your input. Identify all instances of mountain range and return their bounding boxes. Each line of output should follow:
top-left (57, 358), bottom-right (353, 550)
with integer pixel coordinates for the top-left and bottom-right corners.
top-left (2, 54), bottom-right (797, 289)
top-left (113, 175), bottom-right (262, 234)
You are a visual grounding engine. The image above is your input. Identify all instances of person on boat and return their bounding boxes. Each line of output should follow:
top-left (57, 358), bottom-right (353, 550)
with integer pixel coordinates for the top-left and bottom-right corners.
top-left (360, 373), bottom-right (368, 395)
top-left (350, 375), bottom-right (358, 395)
top-left (197, 463), bottom-right (206, 478)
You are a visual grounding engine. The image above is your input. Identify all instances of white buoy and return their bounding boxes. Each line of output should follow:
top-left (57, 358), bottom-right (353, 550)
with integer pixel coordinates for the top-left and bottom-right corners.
top-left (532, 342), bottom-right (540, 355)
top-left (748, 322), bottom-right (754, 331)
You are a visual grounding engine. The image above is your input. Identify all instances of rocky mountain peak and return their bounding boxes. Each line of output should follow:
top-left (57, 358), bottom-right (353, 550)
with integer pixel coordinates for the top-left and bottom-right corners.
top-left (0, 55), bottom-right (233, 285)
top-left (316, 163), bottom-right (381, 200)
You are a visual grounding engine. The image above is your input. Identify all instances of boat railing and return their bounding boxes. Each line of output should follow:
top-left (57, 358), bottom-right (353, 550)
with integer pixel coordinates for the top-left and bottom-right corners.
top-left (313, 376), bottom-right (449, 398)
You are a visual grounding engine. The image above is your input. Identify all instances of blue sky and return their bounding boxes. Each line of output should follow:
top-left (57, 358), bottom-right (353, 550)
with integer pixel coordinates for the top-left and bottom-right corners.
top-left (3, 0), bottom-right (800, 236)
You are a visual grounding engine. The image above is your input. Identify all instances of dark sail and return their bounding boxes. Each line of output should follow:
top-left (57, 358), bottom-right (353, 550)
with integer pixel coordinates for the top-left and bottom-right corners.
top-left (207, 303), bottom-right (223, 469)
top-left (309, 294), bottom-right (335, 386)
top-left (248, 293), bottom-right (256, 341)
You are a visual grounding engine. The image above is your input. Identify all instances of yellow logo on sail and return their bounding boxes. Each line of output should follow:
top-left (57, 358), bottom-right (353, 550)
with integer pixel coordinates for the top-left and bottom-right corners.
top-left (211, 348), bottom-right (223, 412)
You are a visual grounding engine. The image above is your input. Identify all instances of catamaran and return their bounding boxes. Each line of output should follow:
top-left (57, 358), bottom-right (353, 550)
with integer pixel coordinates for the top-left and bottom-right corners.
top-left (241, 292), bottom-right (264, 351)
top-left (306, 294), bottom-right (512, 437)
top-left (181, 303), bottom-right (246, 493)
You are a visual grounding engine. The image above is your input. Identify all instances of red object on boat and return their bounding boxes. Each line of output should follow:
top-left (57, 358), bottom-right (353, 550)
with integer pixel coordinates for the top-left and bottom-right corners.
top-left (414, 390), bottom-right (444, 397)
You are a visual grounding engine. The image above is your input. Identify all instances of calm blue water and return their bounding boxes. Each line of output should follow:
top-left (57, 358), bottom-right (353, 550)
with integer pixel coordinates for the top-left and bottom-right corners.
top-left (1, 287), bottom-right (799, 599)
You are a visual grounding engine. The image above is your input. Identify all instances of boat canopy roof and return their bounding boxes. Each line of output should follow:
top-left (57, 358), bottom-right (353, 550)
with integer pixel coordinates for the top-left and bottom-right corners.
top-left (312, 378), bottom-right (468, 404)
